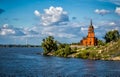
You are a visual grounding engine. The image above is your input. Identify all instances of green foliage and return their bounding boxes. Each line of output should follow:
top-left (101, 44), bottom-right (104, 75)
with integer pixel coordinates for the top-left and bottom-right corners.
top-left (72, 47), bottom-right (77, 53)
top-left (74, 47), bottom-right (104, 60)
top-left (58, 43), bottom-right (68, 49)
top-left (88, 51), bottom-right (100, 59)
top-left (54, 44), bottom-right (72, 57)
top-left (41, 36), bottom-right (73, 56)
top-left (97, 40), bottom-right (105, 46)
top-left (75, 51), bottom-right (89, 59)
top-left (104, 30), bottom-right (119, 43)
top-left (41, 36), bottom-right (58, 55)
top-left (71, 42), bottom-right (80, 45)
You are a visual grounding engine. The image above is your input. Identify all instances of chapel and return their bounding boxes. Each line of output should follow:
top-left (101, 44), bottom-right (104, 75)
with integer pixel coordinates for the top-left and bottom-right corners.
top-left (80, 20), bottom-right (97, 46)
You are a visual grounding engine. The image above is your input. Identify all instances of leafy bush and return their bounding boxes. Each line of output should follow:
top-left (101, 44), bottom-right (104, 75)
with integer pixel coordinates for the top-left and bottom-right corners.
top-left (41, 36), bottom-right (58, 55)
top-left (75, 50), bottom-right (89, 59)
top-left (98, 40), bottom-right (105, 46)
top-left (104, 30), bottom-right (119, 43)
top-left (54, 45), bottom-right (72, 57)
top-left (41, 36), bottom-right (73, 56)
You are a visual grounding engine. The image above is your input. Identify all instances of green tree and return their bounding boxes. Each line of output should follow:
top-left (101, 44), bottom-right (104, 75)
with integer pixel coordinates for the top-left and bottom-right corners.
top-left (41, 36), bottom-right (58, 55)
top-left (104, 30), bottom-right (119, 43)
top-left (54, 44), bottom-right (72, 57)
top-left (58, 43), bottom-right (68, 49)
top-left (98, 40), bottom-right (105, 46)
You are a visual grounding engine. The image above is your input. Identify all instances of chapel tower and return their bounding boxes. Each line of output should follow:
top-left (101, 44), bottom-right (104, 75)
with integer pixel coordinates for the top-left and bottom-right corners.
top-left (80, 20), bottom-right (97, 46)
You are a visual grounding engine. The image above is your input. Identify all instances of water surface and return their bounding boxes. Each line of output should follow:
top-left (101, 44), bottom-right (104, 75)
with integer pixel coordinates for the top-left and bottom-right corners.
top-left (0, 48), bottom-right (120, 77)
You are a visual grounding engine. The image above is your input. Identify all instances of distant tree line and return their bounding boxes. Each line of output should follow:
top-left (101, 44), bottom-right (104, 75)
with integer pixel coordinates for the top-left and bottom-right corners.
top-left (0, 44), bottom-right (41, 48)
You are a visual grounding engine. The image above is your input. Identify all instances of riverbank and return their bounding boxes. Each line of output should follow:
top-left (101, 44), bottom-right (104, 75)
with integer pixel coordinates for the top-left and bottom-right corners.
top-left (45, 39), bottom-right (120, 61)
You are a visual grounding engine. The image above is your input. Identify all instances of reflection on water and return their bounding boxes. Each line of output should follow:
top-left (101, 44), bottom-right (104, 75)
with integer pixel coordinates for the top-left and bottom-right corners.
top-left (0, 48), bottom-right (120, 77)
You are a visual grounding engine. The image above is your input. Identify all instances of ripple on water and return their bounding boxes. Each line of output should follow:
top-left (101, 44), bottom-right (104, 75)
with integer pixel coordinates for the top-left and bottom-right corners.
top-left (0, 48), bottom-right (120, 77)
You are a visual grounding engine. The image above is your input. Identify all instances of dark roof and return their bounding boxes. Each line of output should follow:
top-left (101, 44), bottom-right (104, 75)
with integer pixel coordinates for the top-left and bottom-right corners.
top-left (89, 25), bottom-right (94, 28)
top-left (89, 19), bottom-right (94, 28)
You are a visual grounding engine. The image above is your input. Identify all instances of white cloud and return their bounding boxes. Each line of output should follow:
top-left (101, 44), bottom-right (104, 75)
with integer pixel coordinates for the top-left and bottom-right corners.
top-left (94, 9), bottom-right (110, 15)
top-left (34, 6), bottom-right (69, 26)
top-left (109, 22), bottom-right (116, 26)
top-left (0, 24), bottom-right (15, 35)
top-left (81, 27), bottom-right (88, 31)
top-left (1, 19), bottom-right (120, 44)
top-left (57, 33), bottom-right (76, 38)
top-left (0, 24), bottom-right (25, 36)
top-left (0, 29), bottom-right (15, 35)
top-left (2, 24), bottom-right (9, 28)
top-left (39, 26), bottom-right (76, 38)
top-left (98, 21), bottom-right (117, 26)
top-left (34, 10), bottom-right (41, 16)
top-left (115, 7), bottom-right (120, 15)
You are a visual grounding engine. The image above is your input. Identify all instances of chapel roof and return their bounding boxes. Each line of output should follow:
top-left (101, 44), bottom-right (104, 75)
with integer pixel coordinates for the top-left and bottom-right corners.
top-left (89, 19), bottom-right (94, 28)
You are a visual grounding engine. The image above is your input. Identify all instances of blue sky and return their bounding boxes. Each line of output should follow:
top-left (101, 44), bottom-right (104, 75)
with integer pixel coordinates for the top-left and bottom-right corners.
top-left (0, 0), bottom-right (120, 45)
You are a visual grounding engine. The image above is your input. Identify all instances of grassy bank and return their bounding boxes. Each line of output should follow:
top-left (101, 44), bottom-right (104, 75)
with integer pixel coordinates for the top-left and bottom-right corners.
top-left (46, 39), bottom-right (120, 60)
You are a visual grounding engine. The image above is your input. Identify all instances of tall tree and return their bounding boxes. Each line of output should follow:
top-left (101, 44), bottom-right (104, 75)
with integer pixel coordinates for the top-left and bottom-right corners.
top-left (41, 36), bottom-right (58, 55)
top-left (104, 30), bottom-right (119, 43)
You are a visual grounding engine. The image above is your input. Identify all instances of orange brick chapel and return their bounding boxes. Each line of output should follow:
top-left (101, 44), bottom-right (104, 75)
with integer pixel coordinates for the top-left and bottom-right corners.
top-left (80, 20), bottom-right (97, 46)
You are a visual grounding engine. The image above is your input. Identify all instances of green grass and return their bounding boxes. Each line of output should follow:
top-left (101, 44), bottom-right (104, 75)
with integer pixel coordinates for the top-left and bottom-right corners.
top-left (73, 39), bottom-right (120, 60)
top-left (51, 39), bottom-right (120, 60)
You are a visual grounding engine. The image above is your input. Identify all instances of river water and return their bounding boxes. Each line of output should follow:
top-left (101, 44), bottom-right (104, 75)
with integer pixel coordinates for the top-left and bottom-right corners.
top-left (0, 48), bottom-right (120, 77)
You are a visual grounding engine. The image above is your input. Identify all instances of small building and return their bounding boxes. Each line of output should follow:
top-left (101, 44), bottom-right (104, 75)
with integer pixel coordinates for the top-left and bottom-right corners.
top-left (80, 20), bottom-right (97, 46)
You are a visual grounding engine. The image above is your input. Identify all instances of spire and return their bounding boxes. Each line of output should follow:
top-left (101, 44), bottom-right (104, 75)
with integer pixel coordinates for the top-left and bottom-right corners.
top-left (90, 19), bottom-right (92, 26)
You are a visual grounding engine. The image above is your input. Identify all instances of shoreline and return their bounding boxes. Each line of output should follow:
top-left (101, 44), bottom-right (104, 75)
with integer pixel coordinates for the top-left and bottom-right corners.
top-left (43, 39), bottom-right (120, 61)
top-left (44, 52), bottom-right (120, 61)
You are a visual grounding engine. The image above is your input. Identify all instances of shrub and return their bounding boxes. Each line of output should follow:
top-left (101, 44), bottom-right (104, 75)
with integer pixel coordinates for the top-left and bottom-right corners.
top-left (54, 45), bottom-right (72, 57)
top-left (104, 30), bottom-right (119, 43)
top-left (41, 36), bottom-right (58, 55)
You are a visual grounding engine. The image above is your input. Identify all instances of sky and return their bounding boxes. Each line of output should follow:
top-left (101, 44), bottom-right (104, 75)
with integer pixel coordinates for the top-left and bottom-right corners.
top-left (0, 0), bottom-right (120, 45)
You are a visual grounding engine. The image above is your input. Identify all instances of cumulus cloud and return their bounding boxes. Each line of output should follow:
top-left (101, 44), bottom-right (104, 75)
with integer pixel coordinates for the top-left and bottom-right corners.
top-left (34, 6), bottom-right (69, 26)
top-left (0, 24), bottom-right (76, 39)
top-left (0, 24), bottom-right (25, 36)
top-left (34, 10), bottom-right (41, 16)
top-left (94, 9), bottom-right (110, 15)
top-left (0, 24), bottom-right (44, 37)
top-left (0, 29), bottom-right (15, 36)
top-left (1, 20), bottom-right (119, 44)
top-left (0, 24), bottom-right (15, 35)
top-left (115, 7), bottom-right (120, 15)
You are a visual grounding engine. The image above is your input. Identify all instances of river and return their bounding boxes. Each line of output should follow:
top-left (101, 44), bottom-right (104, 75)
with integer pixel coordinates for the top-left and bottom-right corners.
top-left (0, 48), bottom-right (120, 77)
